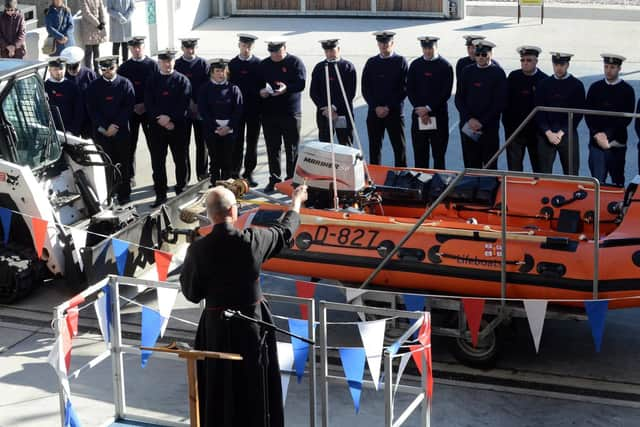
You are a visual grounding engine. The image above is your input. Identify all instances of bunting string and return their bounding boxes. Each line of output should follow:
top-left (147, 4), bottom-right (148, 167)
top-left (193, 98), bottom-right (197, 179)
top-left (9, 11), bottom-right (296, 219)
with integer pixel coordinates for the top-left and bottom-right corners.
top-left (118, 295), bottom-right (198, 327)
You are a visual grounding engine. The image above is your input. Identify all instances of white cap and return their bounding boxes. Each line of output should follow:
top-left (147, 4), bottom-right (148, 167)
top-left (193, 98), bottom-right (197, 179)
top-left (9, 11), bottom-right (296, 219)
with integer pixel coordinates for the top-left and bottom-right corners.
top-left (59, 46), bottom-right (84, 64)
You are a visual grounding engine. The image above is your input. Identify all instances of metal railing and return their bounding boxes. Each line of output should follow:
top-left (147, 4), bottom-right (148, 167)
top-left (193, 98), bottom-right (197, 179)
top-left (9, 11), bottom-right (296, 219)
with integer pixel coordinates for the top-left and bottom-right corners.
top-left (360, 169), bottom-right (603, 300)
top-left (318, 301), bottom-right (431, 427)
top-left (51, 275), bottom-right (317, 427)
top-left (484, 106), bottom-right (640, 172)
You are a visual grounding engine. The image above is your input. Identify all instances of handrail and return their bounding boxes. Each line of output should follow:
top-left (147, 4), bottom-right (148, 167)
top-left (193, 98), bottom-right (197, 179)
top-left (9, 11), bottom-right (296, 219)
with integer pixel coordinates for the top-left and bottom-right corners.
top-left (484, 106), bottom-right (640, 170)
top-left (358, 169), bottom-right (602, 301)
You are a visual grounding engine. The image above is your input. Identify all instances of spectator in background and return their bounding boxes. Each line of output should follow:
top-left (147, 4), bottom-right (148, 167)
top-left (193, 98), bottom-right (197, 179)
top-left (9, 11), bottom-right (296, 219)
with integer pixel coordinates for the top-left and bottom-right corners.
top-left (78, 0), bottom-right (107, 71)
top-left (106, 0), bottom-right (134, 61)
top-left (45, 0), bottom-right (74, 56)
top-left (0, 0), bottom-right (26, 59)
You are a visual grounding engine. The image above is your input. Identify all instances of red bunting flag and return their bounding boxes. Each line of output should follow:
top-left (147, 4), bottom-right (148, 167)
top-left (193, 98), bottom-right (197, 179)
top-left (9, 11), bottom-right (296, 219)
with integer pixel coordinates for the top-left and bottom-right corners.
top-left (410, 314), bottom-right (433, 397)
top-left (61, 318), bottom-right (73, 373)
top-left (462, 298), bottom-right (485, 347)
top-left (31, 217), bottom-right (48, 259)
top-left (66, 308), bottom-right (79, 337)
top-left (295, 281), bottom-right (316, 320)
top-left (154, 250), bottom-right (172, 282)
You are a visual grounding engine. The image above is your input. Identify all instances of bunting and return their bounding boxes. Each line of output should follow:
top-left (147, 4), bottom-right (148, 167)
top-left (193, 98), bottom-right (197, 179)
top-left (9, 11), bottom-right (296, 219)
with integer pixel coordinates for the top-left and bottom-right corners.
top-left (47, 329), bottom-right (71, 398)
top-left (154, 250), bottom-right (172, 282)
top-left (338, 347), bottom-right (366, 413)
top-left (111, 238), bottom-right (130, 276)
top-left (403, 294), bottom-right (427, 338)
top-left (585, 300), bottom-right (609, 352)
top-left (276, 342), bottom-right (295, 406)
top-left (295, 280), bottom-right (316, 320)
top-left (141, 306), bottom-right (165, 367)
top-left (31, 217), bottom-right (48, 259)
top-left (462, 298), bottom-right (485, 347)
top-left (357, 319), bottom-right (386, 390)
top-left (523, 300), bottom-right (547, 353)
top-left (64, 399), bottom-right (82, 427)
top-left (157, 287), bottom-right (178, 337)
top-left (394, 352), bottom-right (412, 397)
top-left (69, 228), bottom-right (87, 271)
top-left (66, 308), bottom-right (79, 338)
top-left (0, 207), bottom-right (11, 244)
top-left (94, 285), bottom-right (112, 344)
top-left (288, 318), bottom-right (310, 382)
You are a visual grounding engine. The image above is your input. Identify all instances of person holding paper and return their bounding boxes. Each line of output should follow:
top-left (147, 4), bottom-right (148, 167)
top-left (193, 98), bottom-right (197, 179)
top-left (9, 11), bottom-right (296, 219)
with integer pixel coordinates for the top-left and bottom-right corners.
top-left (454, 39), bottom-right (507, 169)
top-left (362, 31), bottom-right (409, 166)
top-left (310, 38), bottom-right (357, 146)
top-left (585, 54), bottom-right (635, 186)
top-left (534, 52), bottom-right (585, 175)
top-left (407, 36), bottom-right (453, 169)
top-left (180, 183), bottom-right (307, 427)
top-left (85, 56), bottom-right (135, 204)
top-left (258, 39), bottom-right (306, 193)
top-left (144, 49), bottom-right (192, 207)
top-left (198, 59), bottom-right (243, 184)
top-left (502, 46), bottom-right (547, 172)
top-left (229, 33), bottom-right (262, 187)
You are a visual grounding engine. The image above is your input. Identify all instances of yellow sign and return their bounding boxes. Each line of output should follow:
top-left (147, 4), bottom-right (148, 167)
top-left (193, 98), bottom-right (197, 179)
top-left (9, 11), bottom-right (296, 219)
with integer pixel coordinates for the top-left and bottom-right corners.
top-left (520, 0), bottom-right (543, 5)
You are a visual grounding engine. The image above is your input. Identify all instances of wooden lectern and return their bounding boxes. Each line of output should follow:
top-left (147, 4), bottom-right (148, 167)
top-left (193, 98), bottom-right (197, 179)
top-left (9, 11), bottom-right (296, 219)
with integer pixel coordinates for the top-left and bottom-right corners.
top-left (141, 344), bottom-right (243, 427)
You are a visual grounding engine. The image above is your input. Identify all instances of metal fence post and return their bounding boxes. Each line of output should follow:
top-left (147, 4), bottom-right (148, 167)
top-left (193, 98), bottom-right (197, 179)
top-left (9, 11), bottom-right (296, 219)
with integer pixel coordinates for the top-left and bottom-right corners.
top-left (384, 351), bottom-right (393, 427)
top-left (109, 276), bottom-right (127, 420)
top-left (594, 180), bottom-right (601, 299)
top-left (308, 298), bottom-right (317, 427)
top-left (319, 302), bottom-right (329, 427)
top-left (52, 306), bottom-right (66, 427)
top-left (421, 352), bottom-right (428, 427)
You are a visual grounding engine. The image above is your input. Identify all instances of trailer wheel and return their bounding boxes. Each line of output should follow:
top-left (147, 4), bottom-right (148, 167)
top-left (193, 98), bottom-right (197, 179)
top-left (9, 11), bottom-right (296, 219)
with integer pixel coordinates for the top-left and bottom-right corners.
top-left (0, 249), bottom-right (38, 304)
top-left (449, 318), bottom-right (501, 369)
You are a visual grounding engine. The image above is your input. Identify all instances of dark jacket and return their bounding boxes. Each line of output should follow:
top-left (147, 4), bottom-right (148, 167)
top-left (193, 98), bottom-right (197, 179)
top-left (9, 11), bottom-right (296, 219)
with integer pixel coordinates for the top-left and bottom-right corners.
top-left (44, 6), bottom-right (74, 56)
top-left (259, 53), bottom-right (306, 115)
top-left (407, 55), bottom-right (454, 120)
top-left (535, 74), bottom-right (586, 133)
top-left (455, 63), bottom-right (507, 129)
top-left (361, 53), bottom-right (408, 113)
top-left (197, 80), bottom-right (243, 136)
top-left (310, 58), bottom-right (357, 116)
top-left (86, 74), bottom-right (135, 132)
top-left (144, 70), bottom-right (192, 125)
top-left (0, 10), bottom-right (25, 58)
top-left (585, 79), bottom-right (635, 145)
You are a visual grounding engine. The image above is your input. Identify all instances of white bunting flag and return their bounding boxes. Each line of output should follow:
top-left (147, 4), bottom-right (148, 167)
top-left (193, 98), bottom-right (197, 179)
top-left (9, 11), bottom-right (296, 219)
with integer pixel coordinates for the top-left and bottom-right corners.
top-left (394, 352), bottom-right (412, 397)
top-left (94, 289), bottom-right (110, 346)
top-left (524, 300), bottom-right (548, 353)
top-left (157, 287), bottom-right (178, 337)
top-left (47, 328), bottom-right (71, 397)
top-left (276, 342), bottom-right (295, 406)
top-left (69, 229), bottom-right (87, 271)
top-left (357, 319), bottom-right (386, 390)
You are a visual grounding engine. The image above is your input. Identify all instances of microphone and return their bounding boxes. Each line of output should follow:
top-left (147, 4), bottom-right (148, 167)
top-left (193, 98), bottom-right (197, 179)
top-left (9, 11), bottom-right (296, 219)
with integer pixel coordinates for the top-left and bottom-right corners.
top-left (222, 309), bottom-right (237, 319)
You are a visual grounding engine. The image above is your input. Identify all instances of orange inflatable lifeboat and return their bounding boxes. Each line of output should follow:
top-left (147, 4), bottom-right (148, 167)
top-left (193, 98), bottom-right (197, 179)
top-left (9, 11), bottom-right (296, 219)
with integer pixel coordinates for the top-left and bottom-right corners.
top-left (214, 142), bottom-right (640, 309)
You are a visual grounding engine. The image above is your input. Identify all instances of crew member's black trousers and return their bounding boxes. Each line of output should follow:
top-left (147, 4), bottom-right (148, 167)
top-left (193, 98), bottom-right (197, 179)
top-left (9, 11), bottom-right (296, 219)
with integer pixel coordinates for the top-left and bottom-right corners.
top-left (316, 110), bottom-right (353, 146)
top-left (460, 126), bottom-right (499, 170)
top-left (129, 112), bottom-right (151, 180)
top-left (186, 118), bottom-right (207, 180)
top-left (411, 114), bottom-right (449, 169)
top-left (207, 133), bottom-right (234, 183)
top-left (262, 113), bottom-right (301, 184)
top-left (505, 130), bottom-right (539, 172)
top-left (366, 110), bottom-right (406, 166)
top-left (536, 132), bottom-right (580, 175)
top-left (148, 122), bottom-right (189, 198)
top-left (232, 112), bottom-right (261, 178)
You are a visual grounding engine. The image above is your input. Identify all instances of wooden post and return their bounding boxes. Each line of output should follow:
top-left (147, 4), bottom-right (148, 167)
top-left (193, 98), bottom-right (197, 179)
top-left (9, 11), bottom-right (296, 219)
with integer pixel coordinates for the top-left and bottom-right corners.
top-left (141, 346), bottom-right (243, 427)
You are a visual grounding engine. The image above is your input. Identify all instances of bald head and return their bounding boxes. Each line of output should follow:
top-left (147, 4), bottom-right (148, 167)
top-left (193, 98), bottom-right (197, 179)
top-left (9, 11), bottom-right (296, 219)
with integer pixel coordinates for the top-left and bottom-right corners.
top-left (206, 186), bottom-right (237, 223)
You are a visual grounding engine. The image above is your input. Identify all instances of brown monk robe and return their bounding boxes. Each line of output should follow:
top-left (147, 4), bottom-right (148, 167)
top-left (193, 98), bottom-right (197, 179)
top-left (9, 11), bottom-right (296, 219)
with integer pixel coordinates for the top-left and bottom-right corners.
top-left (180, 184), bottom-right (307, 426)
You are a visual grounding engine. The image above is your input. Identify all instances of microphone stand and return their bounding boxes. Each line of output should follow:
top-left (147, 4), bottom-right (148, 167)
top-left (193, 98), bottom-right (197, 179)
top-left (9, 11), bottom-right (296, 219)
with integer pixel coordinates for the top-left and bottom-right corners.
top-left (223, 310), bottom-right (315, 427)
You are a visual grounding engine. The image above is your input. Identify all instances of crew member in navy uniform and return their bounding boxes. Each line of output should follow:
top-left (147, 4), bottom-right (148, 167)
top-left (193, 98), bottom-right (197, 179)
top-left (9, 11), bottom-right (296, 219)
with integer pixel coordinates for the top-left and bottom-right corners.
top-left (362, 31), bottom-right (408, 166)
top-left (45, 58), bottom-right (82, 136)
top-left (310, 38), bottom-right (357, 146)
top-left (502, 46), bottom-right (548, 172)
top-left (198, 59), bottom-right (243, 184)
top-left (454, 40), bottom-right (507, 169)
top-left (407, 36), bottom-right (453, 169)
top-left (180, 183), bottom-right (308, 427)
top-left (175, 37), bottom-right (209, 182)
top-left (259, 39), bottom-right (306, 193)
top-left (534, 52), bottom-right (585, 175)
top-left (86, 56), bottom-right (135, 204)
top-left (455, 35), bottom-right (501, 79)
top-left (118, 36), bottom-right (158, 187)
top-left (144, 48), bottom-right (192, 207)
top-left (585, 54), bottom-right (635, 186)
top-left (229, 33), bottom-right (261, 186)
top-left (61, 46), bottom-right (97, 139)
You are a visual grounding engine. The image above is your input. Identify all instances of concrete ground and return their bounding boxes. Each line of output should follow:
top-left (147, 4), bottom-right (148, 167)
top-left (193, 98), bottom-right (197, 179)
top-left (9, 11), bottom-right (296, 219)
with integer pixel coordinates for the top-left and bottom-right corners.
top-left (4, 12), bottom-right (640, 427)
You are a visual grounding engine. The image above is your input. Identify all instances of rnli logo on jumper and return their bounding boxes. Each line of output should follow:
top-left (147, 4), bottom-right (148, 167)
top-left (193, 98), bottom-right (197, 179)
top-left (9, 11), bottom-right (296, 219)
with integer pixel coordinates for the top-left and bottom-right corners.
top-left (520, 90), bottom-right (530, 96)
top-left (54, 92), bottom-right (63, 97)
top-left (473, 82), bottom-right (482, 87)
top-left (240, 69), bottom-right (248, 74)
top-left (186, 73), bottom-right (192, 78)
top-left (105, 96), bottom-right (113, 101)
top-left (134, 80), bottom-right (141, 85)
top-left (282, 66), bottom-right (287, 73)
top-left (424, 72), bottom-right (433, 77)
top-left (162, 91), bottom-right (169, 96)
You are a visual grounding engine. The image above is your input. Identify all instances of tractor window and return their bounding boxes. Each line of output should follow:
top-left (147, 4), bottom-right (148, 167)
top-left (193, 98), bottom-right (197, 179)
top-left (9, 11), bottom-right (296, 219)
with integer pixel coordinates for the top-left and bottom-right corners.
top-left (2, 75), bottom-right (62, 169)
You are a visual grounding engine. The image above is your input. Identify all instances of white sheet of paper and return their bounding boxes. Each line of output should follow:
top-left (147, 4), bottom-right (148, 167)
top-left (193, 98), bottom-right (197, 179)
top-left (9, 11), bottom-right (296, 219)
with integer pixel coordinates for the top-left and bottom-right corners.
top-left (609, 140), bottom-right (626, 148)
top-left (418, 117), bottom-right (437, 131)
top-left (265, 82), bottom-right (274, 94)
